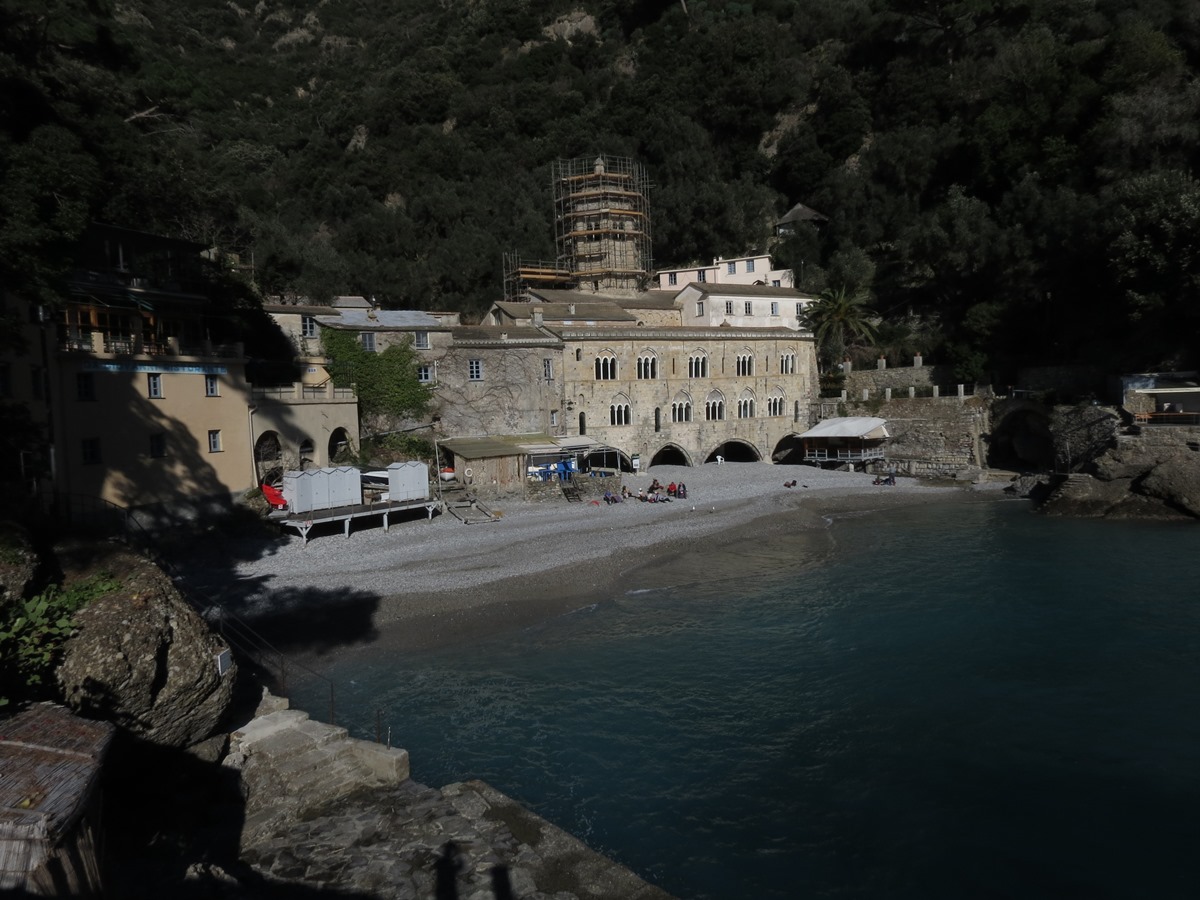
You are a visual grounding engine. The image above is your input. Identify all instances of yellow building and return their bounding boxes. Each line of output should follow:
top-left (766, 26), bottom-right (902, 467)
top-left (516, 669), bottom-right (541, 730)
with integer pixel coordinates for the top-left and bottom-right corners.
top-left (2, 226), bottom-right (358, 519)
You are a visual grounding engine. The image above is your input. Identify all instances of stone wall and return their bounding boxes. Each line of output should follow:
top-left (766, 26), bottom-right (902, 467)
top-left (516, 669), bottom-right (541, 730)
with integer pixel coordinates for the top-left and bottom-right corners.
top-left (839, 393), bottom-right (989, 475)
top-left (844, 362), bottom-right (947, 394)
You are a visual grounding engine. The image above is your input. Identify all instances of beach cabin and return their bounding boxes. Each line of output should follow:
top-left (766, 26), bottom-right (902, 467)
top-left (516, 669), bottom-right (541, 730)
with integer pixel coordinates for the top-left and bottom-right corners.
top-left (437, 434), bottom-right (603, 496)
top-left (0, 704), bottom-right (114, 896)
top-left (797, 417), bottom-right (889, 469)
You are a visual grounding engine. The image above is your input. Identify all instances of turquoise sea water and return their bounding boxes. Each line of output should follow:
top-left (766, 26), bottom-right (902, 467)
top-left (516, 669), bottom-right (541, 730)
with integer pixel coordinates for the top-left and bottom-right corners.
top-left (290, 499), bottom-right (1200, 899)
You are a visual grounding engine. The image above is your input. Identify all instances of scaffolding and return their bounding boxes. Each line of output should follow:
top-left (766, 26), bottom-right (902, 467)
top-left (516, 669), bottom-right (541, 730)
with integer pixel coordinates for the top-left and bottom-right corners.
top-left (502, 252), bottom-right (577, 302)
top-left (553, 155), bottom-right (653, 293)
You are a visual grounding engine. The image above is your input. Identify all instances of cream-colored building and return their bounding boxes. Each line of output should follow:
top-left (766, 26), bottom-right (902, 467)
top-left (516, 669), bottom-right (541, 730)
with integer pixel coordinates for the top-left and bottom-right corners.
top-left (3, 225), bottom-right (358, 518)
top-left (655, 253), bottom-right (796, 290)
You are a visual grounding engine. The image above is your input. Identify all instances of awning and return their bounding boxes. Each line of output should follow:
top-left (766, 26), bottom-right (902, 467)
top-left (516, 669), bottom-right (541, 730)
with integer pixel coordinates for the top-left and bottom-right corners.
top-left (439, 434), bottom-right (605, 460)
top-left (797, 416), bottom-right (889, 440)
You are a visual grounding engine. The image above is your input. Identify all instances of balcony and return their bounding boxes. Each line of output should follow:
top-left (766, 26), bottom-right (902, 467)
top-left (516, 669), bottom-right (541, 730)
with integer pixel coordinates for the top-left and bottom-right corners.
top-left (59, 333), bottom-right (244, 359)
top-left (251, 382), bottom-right (357, 403)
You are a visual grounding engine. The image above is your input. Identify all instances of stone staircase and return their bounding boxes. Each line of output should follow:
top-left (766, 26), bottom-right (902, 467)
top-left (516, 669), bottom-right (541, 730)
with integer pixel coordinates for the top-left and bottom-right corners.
top-left (225, 708), bottom-right (410, 846)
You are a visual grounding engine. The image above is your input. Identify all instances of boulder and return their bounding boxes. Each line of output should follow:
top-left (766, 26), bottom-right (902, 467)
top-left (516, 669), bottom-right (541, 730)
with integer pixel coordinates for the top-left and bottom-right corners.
top-left (56, 548), bottom-right (237, 748)
top-left (1138, 457), bottom-right (1200, 517)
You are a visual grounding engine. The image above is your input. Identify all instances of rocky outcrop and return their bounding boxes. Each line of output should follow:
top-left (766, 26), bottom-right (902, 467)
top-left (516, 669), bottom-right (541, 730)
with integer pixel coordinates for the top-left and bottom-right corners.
top-left (1039, 427), bottom-right (1200, 520)
top-left (223, 701), bottom-right (673, 899)
top-left (56, 546), bottom-right (237, 748)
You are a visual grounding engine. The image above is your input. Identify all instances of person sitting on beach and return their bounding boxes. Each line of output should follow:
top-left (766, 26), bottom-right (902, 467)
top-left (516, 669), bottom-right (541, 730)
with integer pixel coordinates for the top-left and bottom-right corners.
top-left (656, 491), bottom-right (671, 502)
top-left (676, 482), bottom-right (687, 499)
top-left (638, 488), bottom-right (646, 501)
top-left (667, 481), bottom-right (677, 497)
top-left (649, 478), bottom-right (663, 493)
top-left (603, 490), bottom-right (617, 504)
top-left (621, 485), bottom-right (632, 500)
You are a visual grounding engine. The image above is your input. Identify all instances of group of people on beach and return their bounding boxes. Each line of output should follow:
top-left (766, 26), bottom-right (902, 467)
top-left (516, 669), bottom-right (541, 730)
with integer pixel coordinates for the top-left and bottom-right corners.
top-left (601, 479), bottom-right (689, 505)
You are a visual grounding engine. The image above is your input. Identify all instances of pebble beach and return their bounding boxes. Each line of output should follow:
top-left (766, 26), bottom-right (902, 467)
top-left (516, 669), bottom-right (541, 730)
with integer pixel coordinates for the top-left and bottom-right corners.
top-left (175, 463), bottom-right (1008, 660)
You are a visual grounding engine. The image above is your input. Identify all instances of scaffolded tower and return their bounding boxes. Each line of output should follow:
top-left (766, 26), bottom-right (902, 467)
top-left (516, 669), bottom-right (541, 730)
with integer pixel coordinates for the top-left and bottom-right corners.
top-left (553, 155), bottom-right (652, 292)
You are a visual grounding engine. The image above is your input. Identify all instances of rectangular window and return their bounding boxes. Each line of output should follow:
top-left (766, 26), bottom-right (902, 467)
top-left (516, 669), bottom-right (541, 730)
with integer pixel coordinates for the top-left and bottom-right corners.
top-left (727, 261), bottom-right (736, 275)
top-left (360, 332), bottom-right (376, 352)
top-left (725, 301), bottom-right (734, 315)
top-left (81, 438), bottom-right (101, 465)
top-left (208, 429), bottom-right (223, 453)
top-left (550, 410), bottom-right (558, 427)
top-left (469, 359), bottom-right (483, 381)
top-left (696, 301), bottom-right (704, 317)
top-left (77, 372), bottom-right (95, 401)
top-left (543, 359), bottom-right (553, 381)
top-left (770, 301), bottom-right (779, 316)
top-left (205, 374), bottom-right (220, 397)
top-left (772, 279), bottom-right (781, 287)
top-left (667, 272), bottom-right (678, 286)
top-left (301, 315), bottom-right (317, 338)
top-left (147, 373), bottom-right (163, 398)
top-left (744, 301), bottom-right (753, 315)
top-left (746, 259), bottom-right (756, 273)
top-left (796, 302), bottom-right (804, 317)
top-left (697, 269), bottom-right (707, 283)
top-left (414, 331), bottom-right (430, 349)
top-left (417, 364), bottom-right (433, 384)
top-left (149, 433), bottom-right (167, 458)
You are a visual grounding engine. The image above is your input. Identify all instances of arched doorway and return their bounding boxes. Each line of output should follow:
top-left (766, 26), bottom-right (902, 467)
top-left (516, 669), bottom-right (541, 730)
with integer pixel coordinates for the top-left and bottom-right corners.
top-left (328, 427), bottom-right (352, 464)
top-left (649, 444), bottom-right (691, 467)
top-left (988, 406), bottom-right (1054, 470)
top-left (583, 447), bottom-right (633, 473)
top-left (255, 431), bottom-right (282, 484)
top-left (705, 440), bottom-right (761, 463)
top-left (771, 434), bottom-right (804, 465)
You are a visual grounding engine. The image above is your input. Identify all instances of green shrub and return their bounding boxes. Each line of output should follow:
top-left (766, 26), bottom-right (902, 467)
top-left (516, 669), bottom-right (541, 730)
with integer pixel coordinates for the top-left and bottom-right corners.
top-left (0, 573), bottom-right (119, 706)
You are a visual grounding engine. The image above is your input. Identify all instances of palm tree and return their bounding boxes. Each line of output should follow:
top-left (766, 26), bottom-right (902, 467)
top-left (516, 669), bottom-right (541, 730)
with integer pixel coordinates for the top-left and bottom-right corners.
top-left (804, 286), bottom-right (879, 370)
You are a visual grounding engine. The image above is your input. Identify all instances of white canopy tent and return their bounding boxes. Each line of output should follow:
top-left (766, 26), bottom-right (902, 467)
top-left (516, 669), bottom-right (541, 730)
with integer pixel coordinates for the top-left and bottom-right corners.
top-left (796, 417), bottom-right (889, 466)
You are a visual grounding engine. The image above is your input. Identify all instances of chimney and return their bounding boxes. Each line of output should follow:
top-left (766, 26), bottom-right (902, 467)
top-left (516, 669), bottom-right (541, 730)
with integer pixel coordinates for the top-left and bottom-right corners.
top-left (568, 304), bottom-right (576, 315)
top-left (500, 331), bottom-right (508, 341)
top-left (532, 307), bottom-right (544, 327)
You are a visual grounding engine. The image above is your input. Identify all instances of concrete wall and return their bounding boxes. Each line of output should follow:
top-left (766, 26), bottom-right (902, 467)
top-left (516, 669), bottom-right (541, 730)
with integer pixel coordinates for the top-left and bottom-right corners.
top-left (837, 392), bottom-right (989, 475)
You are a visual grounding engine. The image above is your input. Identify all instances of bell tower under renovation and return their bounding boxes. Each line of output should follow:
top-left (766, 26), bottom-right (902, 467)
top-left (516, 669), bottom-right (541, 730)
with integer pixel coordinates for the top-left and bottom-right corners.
top-left (552, 155), bottom-right (652, 293)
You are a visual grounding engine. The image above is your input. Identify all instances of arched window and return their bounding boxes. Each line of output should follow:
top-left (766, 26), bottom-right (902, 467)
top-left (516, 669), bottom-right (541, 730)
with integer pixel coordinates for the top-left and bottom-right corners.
top-left (736, 352), bottom-right (754, 377)
top-left (767, 388), bottom-right (786, 417)
top-left (654, 407), bottom-right (662, 432)
top-left (779, 350), bottom-right (797, 374)
top-left (609, 395), bottom-right (631, 425)
top-left (637, 352), bottom-right (658, 379)
top-left (576, 348), bottom-right (582, 361)
top-left (580, 411), bottom-right (587, 435)
top-left (705, 390), bottom-right (725, 421)
top-left (688, 352), bottom-right (709, 379)
top-left (671, 391), bottom-right (693, 423)
top-left (595, 351), bottom-right (618, 380)
top-left (738, 391), bottom-right (756, 418)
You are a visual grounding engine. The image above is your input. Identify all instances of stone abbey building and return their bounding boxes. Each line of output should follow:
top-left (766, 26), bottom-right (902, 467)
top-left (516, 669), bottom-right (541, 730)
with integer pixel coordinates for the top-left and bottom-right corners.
top-left (308, 281), bottom-right (819, 472)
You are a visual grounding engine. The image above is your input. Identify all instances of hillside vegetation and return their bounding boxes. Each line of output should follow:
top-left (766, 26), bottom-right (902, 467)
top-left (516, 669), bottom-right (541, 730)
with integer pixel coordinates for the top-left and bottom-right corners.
top-left (6, 0), bottom-right (1200, 380)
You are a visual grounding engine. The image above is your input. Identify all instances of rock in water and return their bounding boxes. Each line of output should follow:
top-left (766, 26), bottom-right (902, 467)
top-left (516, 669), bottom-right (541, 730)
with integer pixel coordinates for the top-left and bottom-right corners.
top-left (57, 547), bottom-right (236, 748)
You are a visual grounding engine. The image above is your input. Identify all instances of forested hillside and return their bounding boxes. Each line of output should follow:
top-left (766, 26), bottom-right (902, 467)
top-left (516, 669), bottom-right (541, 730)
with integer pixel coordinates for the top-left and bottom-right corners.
top-left (6, 0), bottom-right (1200, 380)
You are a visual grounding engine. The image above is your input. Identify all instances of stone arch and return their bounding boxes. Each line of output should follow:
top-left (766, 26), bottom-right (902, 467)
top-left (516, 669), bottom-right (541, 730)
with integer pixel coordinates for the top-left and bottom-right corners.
top-left (583, 446), bottom-right (634, 473)
top-left (771, 432), bottom-right (804, 464)
top-left (649, 443), bottom-right (693, 467)
top-left (328, 427), bottom-right (352, 464)
top-left (706, 439), bottom-right (762, 463)
top-left (988, 403), bottom-right (1054, 470)
top-left (735, 347), bottom-right (755, 377)
top-left (255, 431), bottom-right (283, 483)
top-left (298, 438), bottom-right (315, 469)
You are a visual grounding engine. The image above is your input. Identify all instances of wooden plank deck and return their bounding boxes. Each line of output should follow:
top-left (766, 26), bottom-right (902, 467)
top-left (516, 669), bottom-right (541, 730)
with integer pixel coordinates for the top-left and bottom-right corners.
top-left (271, 496), bottom-right (443, 545)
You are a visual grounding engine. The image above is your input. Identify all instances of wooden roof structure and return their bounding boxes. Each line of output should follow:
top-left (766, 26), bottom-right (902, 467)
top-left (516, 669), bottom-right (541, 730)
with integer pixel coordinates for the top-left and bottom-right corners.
top-left (0, 704), bottom-right (114, 894)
